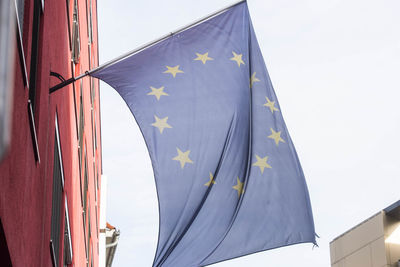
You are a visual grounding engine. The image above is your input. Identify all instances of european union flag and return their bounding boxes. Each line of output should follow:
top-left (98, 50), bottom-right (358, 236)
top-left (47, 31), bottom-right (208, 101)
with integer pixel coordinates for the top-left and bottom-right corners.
top-left (92, 2), bottom-right (316, 266)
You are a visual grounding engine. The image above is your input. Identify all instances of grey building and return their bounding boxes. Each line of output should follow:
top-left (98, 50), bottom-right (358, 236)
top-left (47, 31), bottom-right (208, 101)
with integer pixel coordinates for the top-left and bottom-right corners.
top-left (330, 201), bottom-right (400, 267)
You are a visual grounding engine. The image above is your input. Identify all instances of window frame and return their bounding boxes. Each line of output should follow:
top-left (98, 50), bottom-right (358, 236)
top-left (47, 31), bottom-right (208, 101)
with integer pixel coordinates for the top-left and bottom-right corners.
top-left (28, 0), bottom-right (44, 111)
top-left (28, 100), bottom-right (40, 162)
top-left (50, 111), bottom-right (66, 267)
top-left (71, 0), bottom-right (80, 64)
top-left (55, 114), bottom-right (65, 188)
top-left (63, 196), bottom-right (73, 266)
top-left (86, 0), bottom-right (93, 44)
top-left (66, 0), bottom-right (72, 51)
top-left (14, 0), bottom-right (29, 88)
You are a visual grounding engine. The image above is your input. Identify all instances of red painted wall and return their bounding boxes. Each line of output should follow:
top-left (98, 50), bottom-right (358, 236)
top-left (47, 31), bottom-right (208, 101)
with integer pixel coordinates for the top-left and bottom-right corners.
top-left (0, 0), bottom-right (102, 266)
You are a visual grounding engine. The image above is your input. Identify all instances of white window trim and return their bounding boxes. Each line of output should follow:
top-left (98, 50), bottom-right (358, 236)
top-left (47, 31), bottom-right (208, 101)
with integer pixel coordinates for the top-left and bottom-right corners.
top-left (64, 196), bottom-right (73, 264)
top-left (55, 112), bottom-right (65, 188)
top-left (14, 0), bottom-right (29, 88)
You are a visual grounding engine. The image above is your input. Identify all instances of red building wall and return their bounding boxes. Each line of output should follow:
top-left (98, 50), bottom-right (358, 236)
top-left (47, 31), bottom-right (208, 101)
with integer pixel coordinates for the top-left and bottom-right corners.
top-left (0, 0), bottom-right (102, 266)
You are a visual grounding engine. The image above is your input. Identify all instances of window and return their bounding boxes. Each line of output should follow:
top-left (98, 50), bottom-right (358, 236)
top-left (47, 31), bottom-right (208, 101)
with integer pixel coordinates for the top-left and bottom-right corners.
top-left (78, 139), bottom-right (85, 209)
top-left (72, 80), bottom-right (78, 137)
top-left (93, 162), bottom-right (97, 202)
top-left (82, 145), bottom-right (89, 259)
top-left (78, 80), bottom-right (84, 161)
top-left (29, 0), bottom-right (44, 111)
top-left (50, 114), bottom-right (65, 267)
top-left (78, 80), bottom-right (84, 195)
top-left (66, 0), bottom-right (72, 51)
top-left (87, 206), bottom-right (91, 263)
top-left (91, 109), bottom-right (95, 157)
top-left (63, 198), bottom-right (73, 267)
top-left (83, 149), bottom-right (88, 216)
top-left (55, 115), bottom-right (65, 187)
top-left (95, 206), bottom-right (98, 237)
top-left (87, 0), bottom-right (93, 44)
top-left (92, 78), bottom-right (96, 104)
top-left (71, 0), bottom-right (80, 64)
top-left (88, 45), bottom-right (91, 70)
top-left (94, 112), bottom-right (97, 150)
top-left (96, 169), bottom-right (99, 190)
top-left (91, 252), bottom-right (94, 267)
top-left (15, 0), bottom-right (29, 87)
top-left (82, 208), bottom-right (87, 258)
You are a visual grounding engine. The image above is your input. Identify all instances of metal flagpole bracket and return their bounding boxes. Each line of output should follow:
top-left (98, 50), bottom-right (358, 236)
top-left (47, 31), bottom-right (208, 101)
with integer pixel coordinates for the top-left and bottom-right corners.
top-left (49, 71), bottom-right (89, 94)
top-left (50, 71), bottom-right (66, 83)
top-left (49, 77), bottom-right (76, 93)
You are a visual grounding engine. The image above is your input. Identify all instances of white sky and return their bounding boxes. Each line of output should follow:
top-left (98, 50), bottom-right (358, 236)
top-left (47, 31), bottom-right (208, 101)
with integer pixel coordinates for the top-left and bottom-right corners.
top-left (97, 0), bottom-right (400, 266)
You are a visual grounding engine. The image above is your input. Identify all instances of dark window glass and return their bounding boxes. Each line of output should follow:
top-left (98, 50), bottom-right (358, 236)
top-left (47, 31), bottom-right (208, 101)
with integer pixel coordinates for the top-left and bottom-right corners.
top-left (50, 132), bottom-right (63, 266)
top-left (93, 162), bottom-right (96, 202)
top-left (72, 0), bottom-right (80, 64)
top-left (66, 0), bottom-right (72, 50)
top-left (78, 82), bottom-right (84, 207)
top-left (94, 112), bottom-right (97, 150)
top-left (87, 0), bottom-right (93, 44)
top-left (82, 210), bottom-right (87, 258)
top-left (96, 169), bottom-right (99, 190)
top-left (91, 109), bottom-right (95, 156)
top-left (83, 150), bottom-right (88, 215)
top-left (95, 206), bottom-right (98, 237)
top-left (87, 206), bottom-right (91, 261)
top-left (83, 145), bottom-right (89, 259)
top-left (92, 78), bottom-right (96, 106)
top-left (63, 199), bottom-right (73, 267)
top-left (29, 0), bottom-right (43, 110)
top-left (90, 245), bottom-right (94, 267)
top-left (88, 45), bottom-right (91, 70)
top-left (72, 81), bottom-right (78, 137)
top-left (79, 81), bottom-right (84, 156)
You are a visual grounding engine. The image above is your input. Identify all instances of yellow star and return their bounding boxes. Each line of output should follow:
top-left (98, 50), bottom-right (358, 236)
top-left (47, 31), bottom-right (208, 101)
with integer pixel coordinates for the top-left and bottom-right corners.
top-left (232, 177), bottom-right (244, 197)
top-left (250, 72), bottom-right (260, 88)
top-left (204, 172), bottom-right (216, 187)
top-left (151, 115), bottom-right (172, 134)
top-left (163, 65), bottom-right (184, 77)
top-left (252, 154), bottom-right (272, 174)
top-left (172, 148), bottom-right (193, 169)
top-left (268, 128), bottom-right (285, 146)
top-left (230, 51), bottom-right (245, 67)
top-left (147, 86), bottom-right (168, 100)
top-left (263, 97), bottom-right (279, 113)
top-left (194, 52), bottom-right (213, 64)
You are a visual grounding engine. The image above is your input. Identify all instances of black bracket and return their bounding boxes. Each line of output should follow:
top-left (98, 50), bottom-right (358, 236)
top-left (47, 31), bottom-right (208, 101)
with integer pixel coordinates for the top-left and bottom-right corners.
top-left (49, 71), bottom-right (76, 94)
top-left (50, 71), bottom-right (66, 83)
top-left (49, 71), bottom-right (91, 94)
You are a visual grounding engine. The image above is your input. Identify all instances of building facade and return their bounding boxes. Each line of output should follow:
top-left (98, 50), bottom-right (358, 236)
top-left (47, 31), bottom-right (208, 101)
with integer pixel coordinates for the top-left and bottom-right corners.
top-left (330, 201), bottom-right (400, 267)
top-left (0, 0), bottom-right (102, 266)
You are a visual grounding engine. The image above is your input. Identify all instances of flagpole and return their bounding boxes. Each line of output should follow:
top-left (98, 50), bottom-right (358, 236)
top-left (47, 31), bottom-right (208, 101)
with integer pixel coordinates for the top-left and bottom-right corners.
top-left (49, 0), bottom-right (246, 93)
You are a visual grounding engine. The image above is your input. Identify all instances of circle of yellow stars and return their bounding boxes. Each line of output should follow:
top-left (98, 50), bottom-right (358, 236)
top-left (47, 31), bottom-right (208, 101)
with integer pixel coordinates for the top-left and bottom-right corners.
top-left (146, 49), bottom-right (287, 198)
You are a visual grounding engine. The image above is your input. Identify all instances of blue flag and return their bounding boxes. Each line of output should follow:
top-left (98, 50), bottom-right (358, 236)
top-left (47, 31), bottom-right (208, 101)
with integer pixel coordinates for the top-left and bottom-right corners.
top-left (92, 2), bottom-right (316, 266)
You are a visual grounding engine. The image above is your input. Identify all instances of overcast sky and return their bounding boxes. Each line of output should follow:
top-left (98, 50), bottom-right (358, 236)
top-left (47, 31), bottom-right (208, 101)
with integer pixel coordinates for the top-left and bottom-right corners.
top-left (97, 0), bottom-right (400, 266)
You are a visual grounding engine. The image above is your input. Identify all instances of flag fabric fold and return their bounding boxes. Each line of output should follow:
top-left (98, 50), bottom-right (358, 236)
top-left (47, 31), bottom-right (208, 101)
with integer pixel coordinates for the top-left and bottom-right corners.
top-left (91, 2), bottom-right (316, 266)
